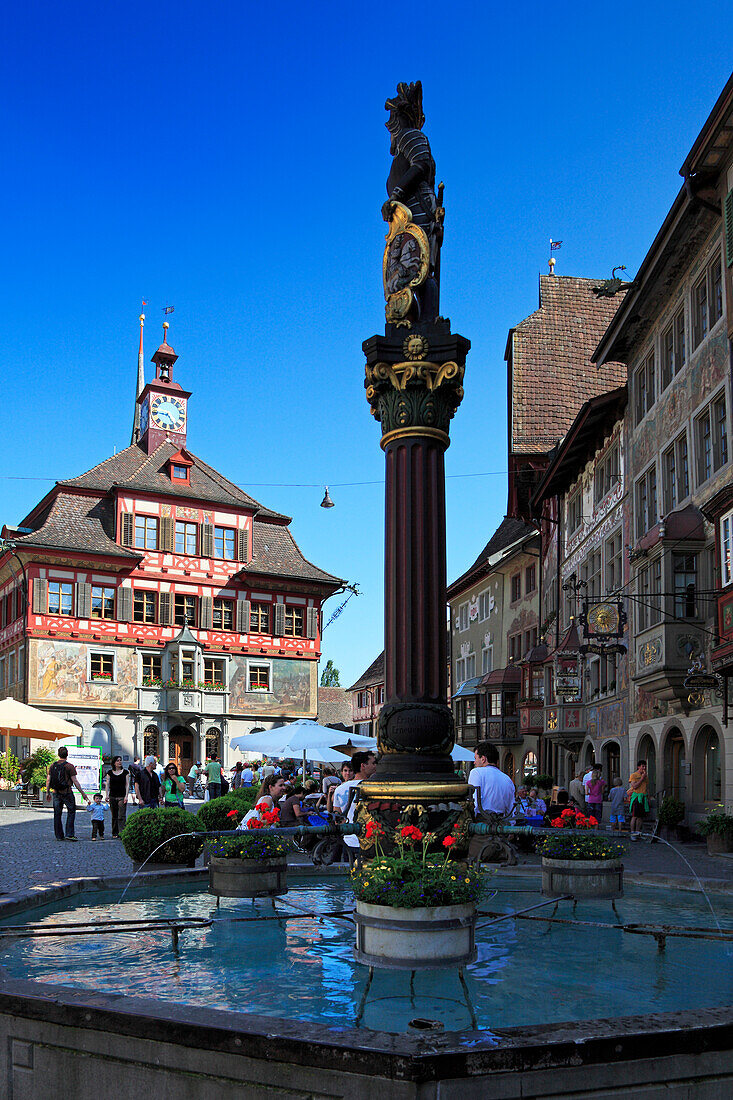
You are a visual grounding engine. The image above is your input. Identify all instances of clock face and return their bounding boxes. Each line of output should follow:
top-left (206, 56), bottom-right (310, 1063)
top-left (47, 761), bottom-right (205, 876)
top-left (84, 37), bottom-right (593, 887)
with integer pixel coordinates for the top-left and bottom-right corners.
top-left (150, 394), bottom-right (186, 432)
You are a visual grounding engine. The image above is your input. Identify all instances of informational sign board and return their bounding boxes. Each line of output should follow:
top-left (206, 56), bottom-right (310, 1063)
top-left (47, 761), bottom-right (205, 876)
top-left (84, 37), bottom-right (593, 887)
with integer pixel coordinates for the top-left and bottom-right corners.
top-left (66, 746), bottom-right (102, 801)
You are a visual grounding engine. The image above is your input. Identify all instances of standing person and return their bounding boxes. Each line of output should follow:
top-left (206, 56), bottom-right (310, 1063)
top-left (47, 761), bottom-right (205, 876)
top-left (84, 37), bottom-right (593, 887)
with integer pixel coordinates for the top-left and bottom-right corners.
top-left (128, 757), bottom-right (143, 804)
top-left (586, 768), bottom-right (604, 820)
top-left (333, 751), bottom-right (377, 865)
top-left (627, 760), bottom-right (649, 840)
top-left (241, 762), bottom-right (254, 787)
top-left (609, 777), bottom-right (627, 833)
top-left (569, 771), bottom-right (586, 811)
top-left (187, 761), bottom-right (199, 797)
top-left (206, 752), bottom-right (223, 800)
top-left (104, 756), bottom-right (129, 838)
top-left (135, 756), bottom-right (162, 808)
top-left (162, 763), bottom-right (186, 808)
top-left (45, 746), bottom-right (90, 841)
top-left (467, 742), bottom-right (516, 818)
top-left (261, 760), bottom-right (275, 780)
top-left (583, 761), bottom-right (600, 802)
top-left (154, 757), bottom-right (165, 782)
top-left (87, 792), bottom-right (109, 840)
top-left (327, 761), bottom-right (354, 811)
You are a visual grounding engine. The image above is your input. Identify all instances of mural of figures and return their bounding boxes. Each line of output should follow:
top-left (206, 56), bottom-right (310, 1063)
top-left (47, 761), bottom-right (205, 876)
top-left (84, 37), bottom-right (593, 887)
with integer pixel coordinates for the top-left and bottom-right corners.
top-left (228, 657), bottom-right (315, 716)
top-left (30, 640), bottom-right (137, 707)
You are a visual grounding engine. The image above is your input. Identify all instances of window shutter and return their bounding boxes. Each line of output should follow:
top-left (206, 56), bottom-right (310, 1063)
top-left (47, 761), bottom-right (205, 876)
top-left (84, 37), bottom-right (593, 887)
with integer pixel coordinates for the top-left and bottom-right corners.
top-left (237, 529), bottom-right (248, 562)
top-left (33, 578), bottom-right (48, 615)
top-left (201, 524), bottom-right (214, 558)
top-left (273, 603), bottom-right (285, 637)
top-left (159, 517), bottom-right (174, 552)
top-left (236, 598), bottom-right (250, 633)
top-left (76, 582), bottom-right (91, 619)
top-left (725, 189), bottom-right (733, 267)
top-left (306, 606), bottom-right (319, 639)
top-left (117, 587), bottom-right (133, 622)
top-left (159, 591), bottom-right (173, 625)
top-left (120, 513), bottom-right (134, 546)
top-left (200, 595), bottom-right (213, 629)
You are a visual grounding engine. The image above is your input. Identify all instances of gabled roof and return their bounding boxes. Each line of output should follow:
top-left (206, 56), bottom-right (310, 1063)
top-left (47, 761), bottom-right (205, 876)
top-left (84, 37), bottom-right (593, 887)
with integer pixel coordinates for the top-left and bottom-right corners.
top-left (507, 275), bottom-right (627, 456)
top-left (317, 687), bottom-right (353, 728)
top-left (241, 521), bottom-right (342, 587)
top-left (59, 441), bottom-right (286, 518)
top-left (447, 516), bottom-right (536, 599)
top-left (347, 651), bottom-right (385, 692)
top-left (13, 492), bottom-right (139, 560)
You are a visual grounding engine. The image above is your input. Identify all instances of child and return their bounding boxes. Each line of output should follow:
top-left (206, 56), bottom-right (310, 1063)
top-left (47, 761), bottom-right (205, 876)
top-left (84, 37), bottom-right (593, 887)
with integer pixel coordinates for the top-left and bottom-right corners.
top-left (87, 792), bottom-right (108, 840)
top-left (609, 776), bottom-right (627, 833)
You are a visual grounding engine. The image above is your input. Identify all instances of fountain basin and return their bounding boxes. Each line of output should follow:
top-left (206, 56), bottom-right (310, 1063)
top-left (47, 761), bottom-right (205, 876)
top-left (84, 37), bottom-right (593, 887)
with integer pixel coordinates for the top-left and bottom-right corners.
top-left (208, 856), bottom-right (287, 898)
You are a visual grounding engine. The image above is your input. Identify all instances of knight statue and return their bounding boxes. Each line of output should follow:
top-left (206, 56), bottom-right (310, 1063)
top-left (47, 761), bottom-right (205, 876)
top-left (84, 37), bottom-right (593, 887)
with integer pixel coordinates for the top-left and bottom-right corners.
top-left (382, 81), bottom-right (444, 326)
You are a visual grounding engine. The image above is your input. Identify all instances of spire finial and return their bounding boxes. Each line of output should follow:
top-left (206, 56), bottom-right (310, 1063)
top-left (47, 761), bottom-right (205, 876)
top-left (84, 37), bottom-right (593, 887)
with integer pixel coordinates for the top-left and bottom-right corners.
top-left (163, 320), bottom-right (170, 343)
top-left (131, 301), bottom-right (147, 445)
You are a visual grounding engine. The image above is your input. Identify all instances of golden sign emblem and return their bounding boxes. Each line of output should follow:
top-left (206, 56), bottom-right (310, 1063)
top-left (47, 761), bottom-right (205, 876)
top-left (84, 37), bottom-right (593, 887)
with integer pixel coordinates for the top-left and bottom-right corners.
top-left (383, 202), bottom-right (430, 324)
top-left (587, 602), bottom-right (619, 636)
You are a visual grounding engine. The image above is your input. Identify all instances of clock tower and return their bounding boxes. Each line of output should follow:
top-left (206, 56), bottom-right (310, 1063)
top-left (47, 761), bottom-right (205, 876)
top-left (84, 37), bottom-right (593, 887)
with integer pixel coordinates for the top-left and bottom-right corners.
top-left (138, 323), bottom-right (192, 454)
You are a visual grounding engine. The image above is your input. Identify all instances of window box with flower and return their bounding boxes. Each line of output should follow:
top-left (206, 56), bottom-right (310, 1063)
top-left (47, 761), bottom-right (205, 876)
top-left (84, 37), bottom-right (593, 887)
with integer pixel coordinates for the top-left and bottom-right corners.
top-left (539, 808), bottom-right (624, 898)
top-left (351, 822), bottom-right (486, 969)
top-left (208, 804), bottom-right (289, 898)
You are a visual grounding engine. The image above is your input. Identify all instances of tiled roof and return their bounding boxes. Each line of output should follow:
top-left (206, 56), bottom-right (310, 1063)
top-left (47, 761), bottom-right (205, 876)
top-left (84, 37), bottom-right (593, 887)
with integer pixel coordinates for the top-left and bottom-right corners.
top-left (243, 521), bottom-right (342, 586)
top-left (14, 493), bottom-right (139, 559)
top-left (60, 442), bottom-right (286, 517)
top-left (347, 650), bottom-right (385, 692)
top-left (508, 276), bottom-right (627, 455)
top-left (447, 516), bottom-right (536, 598)
top-left (316, 687), bottom-right (353, 728)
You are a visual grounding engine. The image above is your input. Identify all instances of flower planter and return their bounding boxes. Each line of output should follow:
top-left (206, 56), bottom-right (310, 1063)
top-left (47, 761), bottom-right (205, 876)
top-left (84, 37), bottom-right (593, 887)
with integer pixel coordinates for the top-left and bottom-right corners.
top-left (208, 856), bottom-right (287, 899)
top-left (353, 900), bottom-right (477, 970)
top-left (706, 831), bottom-right (733, 855)
top-left (541, 857), bottom-right (623, 899)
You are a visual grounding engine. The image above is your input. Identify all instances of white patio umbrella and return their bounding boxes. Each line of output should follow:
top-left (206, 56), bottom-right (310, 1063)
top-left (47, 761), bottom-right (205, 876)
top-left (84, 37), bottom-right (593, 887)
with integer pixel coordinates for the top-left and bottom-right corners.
top-left (229, 720), bottom-right (376, 779)
top-left (0, 698), bottom-right (80, 765)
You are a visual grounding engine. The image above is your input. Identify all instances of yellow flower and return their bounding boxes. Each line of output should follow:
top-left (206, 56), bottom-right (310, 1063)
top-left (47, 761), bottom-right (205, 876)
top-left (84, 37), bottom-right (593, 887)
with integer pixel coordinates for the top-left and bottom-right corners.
top-left (450, 875), bottom-right (456, 880)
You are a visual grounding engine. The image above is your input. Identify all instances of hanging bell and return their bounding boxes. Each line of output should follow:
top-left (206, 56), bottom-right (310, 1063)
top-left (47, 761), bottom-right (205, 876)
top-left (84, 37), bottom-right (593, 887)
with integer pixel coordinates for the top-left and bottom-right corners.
top-left (320, 486), bottom-right (335, 509)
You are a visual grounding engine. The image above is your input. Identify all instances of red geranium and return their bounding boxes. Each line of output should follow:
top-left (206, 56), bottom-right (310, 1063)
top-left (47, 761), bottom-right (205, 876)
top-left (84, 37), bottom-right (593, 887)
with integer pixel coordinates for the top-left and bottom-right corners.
top-left (400, 825), bottom-right (423, 842)
top-left (442, 835), bottom-right (457, 848)
top-left (366, 820), bottom-right (384, 839)
top-left (226, 809), bottom-right (239, 819)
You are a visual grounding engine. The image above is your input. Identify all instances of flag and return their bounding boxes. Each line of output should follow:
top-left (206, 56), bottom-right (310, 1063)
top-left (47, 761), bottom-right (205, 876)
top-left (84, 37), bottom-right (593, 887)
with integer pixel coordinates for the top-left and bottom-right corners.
top-left (163, 305), bottom-right (175, 315)
top-left (550, 240), bottom-right (563, 251)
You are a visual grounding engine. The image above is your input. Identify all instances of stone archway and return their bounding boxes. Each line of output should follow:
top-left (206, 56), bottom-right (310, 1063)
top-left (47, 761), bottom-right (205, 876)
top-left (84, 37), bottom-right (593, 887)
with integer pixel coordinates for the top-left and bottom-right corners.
top-left (637, 732), bottom-right (657, 795)
top-left (169, 726), bottom-right (196, 778)
top-left (692, 723), bottom-right (723, 805)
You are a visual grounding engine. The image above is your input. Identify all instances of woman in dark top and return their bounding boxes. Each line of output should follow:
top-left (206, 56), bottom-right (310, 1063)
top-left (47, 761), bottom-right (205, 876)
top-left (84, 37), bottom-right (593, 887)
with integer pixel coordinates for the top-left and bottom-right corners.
top-left (279, 786), bottom-right (306, 827)
top-left (104, 756), bottom-right (129, 837)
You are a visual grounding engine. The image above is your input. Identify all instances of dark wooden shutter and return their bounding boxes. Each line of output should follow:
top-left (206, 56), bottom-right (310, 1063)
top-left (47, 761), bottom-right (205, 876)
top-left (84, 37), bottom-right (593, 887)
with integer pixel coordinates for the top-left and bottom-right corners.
top-left (237, 529), bottom-right (248, 562)
top-left (201, 524), bottom-right (214, 558)
top-left (306, 606), bottom-right (319, 639)
top-left (236, 598), bottom-right (251, 633)
top-left (725, 189), bottom-right (733, 267)
top-left (273, 603), bottom-right (285, 637)
top-left (75, 582), bottom-right (91, 619)
top-left (117, 587), bottom-right (133, 622)
top-left (200, 595), bottom-right (213, 629)
top-left (159, 591), bottom-right (173, 625)
top-left (121, 513), bottom-right (134, 546)
top-left (159, 517), bottom-right (174, 552)
top-left (33, 578), bottom-right (48, 615)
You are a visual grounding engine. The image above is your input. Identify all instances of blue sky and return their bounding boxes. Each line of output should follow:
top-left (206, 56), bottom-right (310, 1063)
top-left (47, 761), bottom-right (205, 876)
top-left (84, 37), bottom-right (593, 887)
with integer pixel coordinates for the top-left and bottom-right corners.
top-left (1, 1), bottom-right (730, 688)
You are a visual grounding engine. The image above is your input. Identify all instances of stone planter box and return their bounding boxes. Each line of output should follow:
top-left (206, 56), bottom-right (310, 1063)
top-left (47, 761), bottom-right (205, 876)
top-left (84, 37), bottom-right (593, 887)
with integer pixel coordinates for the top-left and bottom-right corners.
top-left (354, 900), bottom-right (477, 970)
top-left (209, 856), bottom-right (287, 899)
top-left (541, 857), bottom-right (623, 899)
top-left (706, 831), bottom-right (733, 855)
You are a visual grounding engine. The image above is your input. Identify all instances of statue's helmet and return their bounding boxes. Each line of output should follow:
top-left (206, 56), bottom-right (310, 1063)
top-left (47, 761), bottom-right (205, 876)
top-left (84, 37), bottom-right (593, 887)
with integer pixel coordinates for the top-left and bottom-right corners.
top-left (385, 81), bottom-right (425, 133)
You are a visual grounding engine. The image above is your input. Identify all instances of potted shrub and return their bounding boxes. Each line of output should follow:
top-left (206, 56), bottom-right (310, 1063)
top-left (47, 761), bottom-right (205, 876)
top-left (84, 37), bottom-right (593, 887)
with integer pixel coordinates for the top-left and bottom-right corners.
top-left (208, 824), bottom-right (289, 898)
top-left (120, 807), bottom-right (203, 869)
top-left (350, 823), bottom-right (486, 969)
top-left (696, 806), bottom-right (733, 854)
top-left (657, 796), bottom-right (685, 842)
top-left (539, 808), bottom-right (624, 898)
top-left (533, 774), bottom-right (554, 792)
top-left (21, 747), bottom-right (55, 800)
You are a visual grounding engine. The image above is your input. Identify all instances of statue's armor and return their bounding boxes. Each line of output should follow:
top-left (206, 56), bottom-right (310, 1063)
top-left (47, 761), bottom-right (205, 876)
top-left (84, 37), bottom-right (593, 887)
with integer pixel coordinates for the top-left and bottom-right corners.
top-left (387, 127), bottom-right (437, 262)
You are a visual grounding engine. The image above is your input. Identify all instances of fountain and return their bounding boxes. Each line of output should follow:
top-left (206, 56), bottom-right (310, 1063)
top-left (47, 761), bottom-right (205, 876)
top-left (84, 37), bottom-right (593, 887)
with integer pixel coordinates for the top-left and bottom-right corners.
top-left (0, 83), bottom-right (731, 1098)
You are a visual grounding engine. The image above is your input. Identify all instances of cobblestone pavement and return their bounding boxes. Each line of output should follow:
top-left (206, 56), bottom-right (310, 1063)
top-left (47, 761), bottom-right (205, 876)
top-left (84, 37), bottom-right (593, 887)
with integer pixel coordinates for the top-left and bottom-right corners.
top-left (0, 805), bottom-right (731, 896)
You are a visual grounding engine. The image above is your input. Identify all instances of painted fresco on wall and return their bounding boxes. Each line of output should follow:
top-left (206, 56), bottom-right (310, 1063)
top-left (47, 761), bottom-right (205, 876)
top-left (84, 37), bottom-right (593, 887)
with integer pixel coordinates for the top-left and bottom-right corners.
top-left (228, 657), bottom-right (315, 716)
top-left (30, 640), bottom-right (137, 706)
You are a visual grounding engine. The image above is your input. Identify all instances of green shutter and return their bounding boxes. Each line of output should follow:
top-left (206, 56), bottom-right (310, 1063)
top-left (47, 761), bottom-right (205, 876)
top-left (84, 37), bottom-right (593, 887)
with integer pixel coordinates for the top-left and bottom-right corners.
top-left (725, 189), bottom-right (733, 267)
top-left (201, 524), bottom-right (214, 558)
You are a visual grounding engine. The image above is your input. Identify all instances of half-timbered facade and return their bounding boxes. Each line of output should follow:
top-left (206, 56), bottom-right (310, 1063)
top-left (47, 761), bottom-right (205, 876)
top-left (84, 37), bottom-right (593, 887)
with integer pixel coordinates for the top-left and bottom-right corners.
top-left (0, 327), bottom-right (342, 772)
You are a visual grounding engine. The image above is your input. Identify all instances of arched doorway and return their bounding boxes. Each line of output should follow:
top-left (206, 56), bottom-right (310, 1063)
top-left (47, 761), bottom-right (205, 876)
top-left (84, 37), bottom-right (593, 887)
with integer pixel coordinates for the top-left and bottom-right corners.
top-left (143, 724), bottom-right (159, 759)
top-left (663, 727), bottom-right (686, 800)
top-left (693, 725), bottom-right (722, 804)
top-left (637, 733), bottom-right (657, 795)
top-left (206, 727), bottom-right (221, 761)
top-left (602, 741), bottom-right (620, 784)
top-left (169, 725), bottom-right (195, 778)
top-left (523, 751), bottom-right (538, 781)
top-left (91, 722), bottom-right (112, 759)
top-left (503, 752), bottom-right (515, 781)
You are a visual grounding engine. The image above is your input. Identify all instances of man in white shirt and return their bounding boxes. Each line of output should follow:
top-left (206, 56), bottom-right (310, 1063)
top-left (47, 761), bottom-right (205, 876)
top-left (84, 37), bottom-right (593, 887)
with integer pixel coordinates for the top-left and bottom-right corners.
top-left (332, 751), bottom-right (377, 863)
top-left (468, 742), bottom-right (516, 818)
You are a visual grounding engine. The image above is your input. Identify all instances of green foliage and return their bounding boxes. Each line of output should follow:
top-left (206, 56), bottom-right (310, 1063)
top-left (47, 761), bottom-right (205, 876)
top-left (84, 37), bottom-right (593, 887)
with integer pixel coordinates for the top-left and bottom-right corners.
top-left (196, 794), bottom-right (252, 831)
top-left (696, 805), bottom-right (733, 836)
top-left (120, 807), bottom-right (202, 864)
top-left (351, 855), bottom-right (487, 909)
top-left (531, 774), bottom-right (554, 790)
top-left (21, 747), bottom-right (55, 788)
top-left (657, 796), bottom-right (685, 826)
top-left (320, 659), bottom-right (341, 687)
top-left (228, 786), bottom-right (260, 809)
top-left (538, 834), bottom-right (624, 861)
top-left (210, 834), bottom-right (289, 860)
top-left (0, 752), bottom-right (21, 784)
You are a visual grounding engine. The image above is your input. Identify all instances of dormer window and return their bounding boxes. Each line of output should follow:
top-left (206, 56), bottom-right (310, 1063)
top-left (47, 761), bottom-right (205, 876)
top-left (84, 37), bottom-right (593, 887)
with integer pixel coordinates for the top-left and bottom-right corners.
top-left (168, 448), bottom-right (193, 485)
top-left (172, 464), bottom-right (188, 480)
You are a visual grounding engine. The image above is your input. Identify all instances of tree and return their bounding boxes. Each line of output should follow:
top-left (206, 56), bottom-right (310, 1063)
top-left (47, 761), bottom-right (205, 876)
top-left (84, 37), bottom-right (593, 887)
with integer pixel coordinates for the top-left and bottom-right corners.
top-left (320, 660), bottom-right (341, 687)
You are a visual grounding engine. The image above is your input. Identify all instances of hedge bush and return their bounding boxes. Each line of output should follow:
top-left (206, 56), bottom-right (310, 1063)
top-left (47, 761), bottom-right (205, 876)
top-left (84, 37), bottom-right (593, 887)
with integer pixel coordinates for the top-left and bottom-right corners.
top-left (196, 794), bottom-right (251, 832)
top-left (120, 807), bottom-right (203, 865)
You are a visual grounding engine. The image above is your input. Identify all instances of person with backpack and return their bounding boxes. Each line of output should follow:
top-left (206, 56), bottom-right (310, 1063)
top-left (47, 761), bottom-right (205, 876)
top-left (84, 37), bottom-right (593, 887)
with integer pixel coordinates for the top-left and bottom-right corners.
top-left (45, 746), bottom-right (90, 841)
